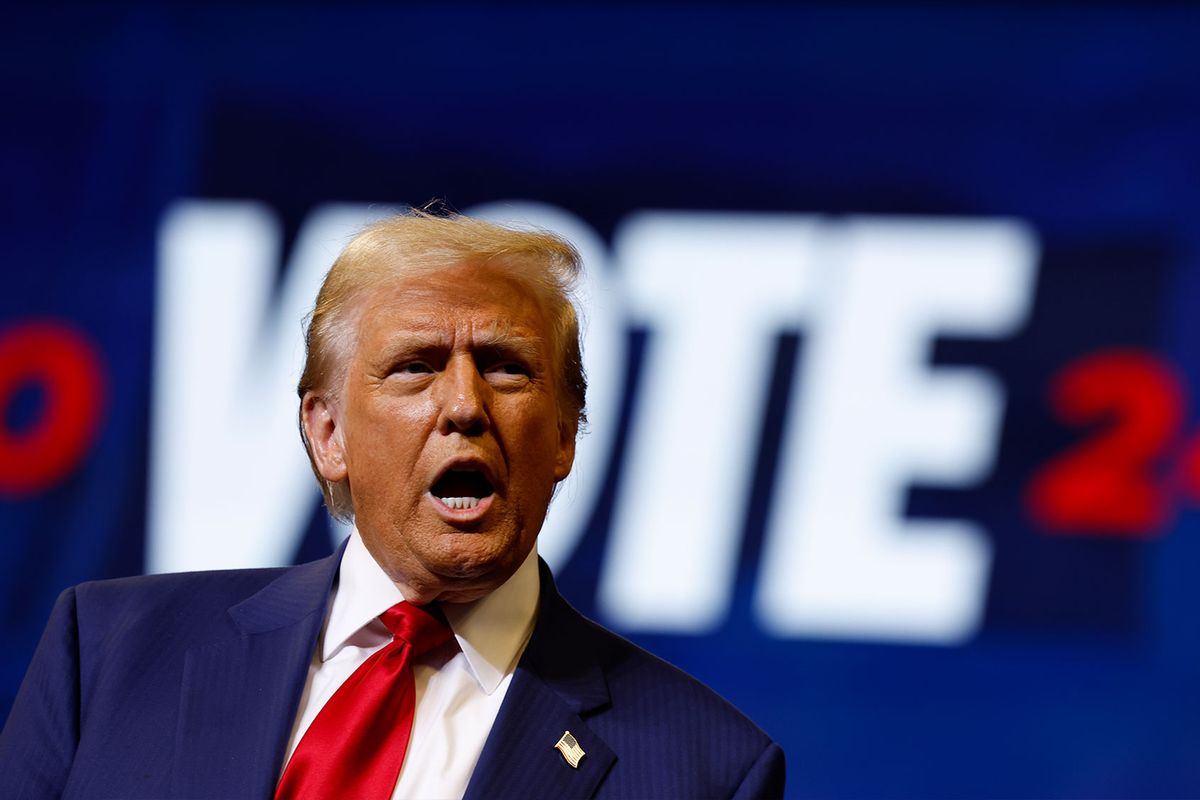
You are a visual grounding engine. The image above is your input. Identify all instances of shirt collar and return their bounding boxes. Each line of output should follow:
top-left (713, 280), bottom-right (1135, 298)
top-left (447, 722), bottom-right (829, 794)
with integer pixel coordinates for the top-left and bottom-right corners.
top-left (322, 527), bottom-right (540, 695)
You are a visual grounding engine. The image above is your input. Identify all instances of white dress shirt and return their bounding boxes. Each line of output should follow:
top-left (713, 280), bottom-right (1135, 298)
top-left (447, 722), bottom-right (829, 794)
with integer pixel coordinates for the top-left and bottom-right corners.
top-left (281, 529), bottom-right (541, 800)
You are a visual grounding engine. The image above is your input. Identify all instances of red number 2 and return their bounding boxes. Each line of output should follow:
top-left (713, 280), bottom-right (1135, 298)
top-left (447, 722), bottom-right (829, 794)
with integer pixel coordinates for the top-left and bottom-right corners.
top-left (1026, 349), bottom-right (1184, 537)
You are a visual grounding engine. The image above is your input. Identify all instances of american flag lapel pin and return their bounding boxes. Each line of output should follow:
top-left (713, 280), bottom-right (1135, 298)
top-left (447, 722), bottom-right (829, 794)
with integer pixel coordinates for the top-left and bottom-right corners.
top-left (554, 730), bottom-right (586, 768)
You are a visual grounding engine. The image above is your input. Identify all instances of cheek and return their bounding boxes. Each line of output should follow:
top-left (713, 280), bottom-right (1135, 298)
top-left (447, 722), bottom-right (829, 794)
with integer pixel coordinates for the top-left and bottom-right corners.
top-left (344, 397), bottom-right (434, 473)
top-left (514, 415), bottom-right (569, 476)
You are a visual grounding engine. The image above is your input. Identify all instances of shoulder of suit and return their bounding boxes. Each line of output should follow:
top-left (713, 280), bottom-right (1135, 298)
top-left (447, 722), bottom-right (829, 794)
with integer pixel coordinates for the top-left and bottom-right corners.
top-left (536, 588), bottom-right (776, 749)
top-left (601, 619), bottom-right (770, 738)
top-left (74, 565), bottom-right (291, 612)
top-left (67, 565), bottom-right (295, 648)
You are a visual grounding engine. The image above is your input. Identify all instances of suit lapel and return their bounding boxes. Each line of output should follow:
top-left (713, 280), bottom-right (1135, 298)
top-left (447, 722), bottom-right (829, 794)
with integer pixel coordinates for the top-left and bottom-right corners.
top-left (172, 548), bottom-right (343, 798)
top-left (465, 561), bottom-right (616, 800)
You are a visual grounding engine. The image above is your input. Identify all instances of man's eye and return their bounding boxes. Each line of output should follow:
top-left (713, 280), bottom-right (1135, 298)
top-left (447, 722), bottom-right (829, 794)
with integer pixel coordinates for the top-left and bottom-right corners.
top-left (489, 362), bottom-right (529, 378)
top-left (397, 362), bottom-right (433, 374)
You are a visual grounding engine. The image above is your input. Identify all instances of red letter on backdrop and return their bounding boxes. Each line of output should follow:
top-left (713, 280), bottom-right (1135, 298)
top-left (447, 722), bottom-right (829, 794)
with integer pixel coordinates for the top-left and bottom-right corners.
top-left (1026, 349), bottom-right (1183, 537)
top-left (0, 320), bottom-right (106, 496)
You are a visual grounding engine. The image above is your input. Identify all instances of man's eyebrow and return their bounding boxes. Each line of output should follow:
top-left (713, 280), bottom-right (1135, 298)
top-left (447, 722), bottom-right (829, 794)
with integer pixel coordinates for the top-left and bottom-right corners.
top-left (472, 329), bottom-right (546, 362)
top-left (378, 328), bottom-right (546, 360)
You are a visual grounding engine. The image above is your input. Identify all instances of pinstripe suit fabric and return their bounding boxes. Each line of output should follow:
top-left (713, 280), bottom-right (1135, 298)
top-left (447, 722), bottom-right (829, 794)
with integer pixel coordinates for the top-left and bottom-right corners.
top-left (0, 549), bottom-right (784, 799)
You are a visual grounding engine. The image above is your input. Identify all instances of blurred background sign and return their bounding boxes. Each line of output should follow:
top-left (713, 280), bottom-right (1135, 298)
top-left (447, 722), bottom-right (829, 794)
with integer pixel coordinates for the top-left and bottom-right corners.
top-left (3, 5), bottom-right (1200, 797)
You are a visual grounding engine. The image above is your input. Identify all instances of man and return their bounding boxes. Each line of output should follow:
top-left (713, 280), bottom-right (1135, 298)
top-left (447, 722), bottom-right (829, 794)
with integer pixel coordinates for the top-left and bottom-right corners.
top-left (0, 211), bottom-right (785, 798)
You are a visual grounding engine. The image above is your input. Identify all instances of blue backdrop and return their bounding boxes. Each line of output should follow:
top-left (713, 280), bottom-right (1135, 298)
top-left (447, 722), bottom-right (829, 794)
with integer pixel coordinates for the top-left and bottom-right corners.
top-left (3, 5), bottom-right (1200, 797)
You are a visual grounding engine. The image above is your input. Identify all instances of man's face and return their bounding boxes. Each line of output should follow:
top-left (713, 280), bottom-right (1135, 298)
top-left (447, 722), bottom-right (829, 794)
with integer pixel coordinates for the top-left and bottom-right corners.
top-left (313, 261), bottom-right (576, 603)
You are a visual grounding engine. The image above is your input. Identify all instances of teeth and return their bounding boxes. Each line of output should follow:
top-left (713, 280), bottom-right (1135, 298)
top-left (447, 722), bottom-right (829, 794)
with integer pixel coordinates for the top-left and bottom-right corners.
top-left (440, 496), bottom-right (480, 510)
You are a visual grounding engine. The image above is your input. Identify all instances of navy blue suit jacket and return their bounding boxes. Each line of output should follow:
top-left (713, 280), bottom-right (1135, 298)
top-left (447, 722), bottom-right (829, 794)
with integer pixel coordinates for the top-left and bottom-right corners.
top-left (0, 549), bottom-right (784, 799)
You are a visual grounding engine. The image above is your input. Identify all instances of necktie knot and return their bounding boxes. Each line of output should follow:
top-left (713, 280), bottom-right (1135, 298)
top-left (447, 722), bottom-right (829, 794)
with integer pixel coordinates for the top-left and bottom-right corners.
top-left (381, 601), bottom-right (452, 658)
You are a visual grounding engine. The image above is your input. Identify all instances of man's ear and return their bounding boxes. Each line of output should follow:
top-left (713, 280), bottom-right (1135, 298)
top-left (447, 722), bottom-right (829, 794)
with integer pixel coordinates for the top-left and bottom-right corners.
top-left (553, 414), bottom-right (578, 482)
top-left (302, 392), bottom-right (348, 482)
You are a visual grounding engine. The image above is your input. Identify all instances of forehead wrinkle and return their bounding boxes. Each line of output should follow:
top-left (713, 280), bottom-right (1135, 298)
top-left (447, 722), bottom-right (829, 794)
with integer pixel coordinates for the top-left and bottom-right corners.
top-left (371, 320), bottom-right (547, 360)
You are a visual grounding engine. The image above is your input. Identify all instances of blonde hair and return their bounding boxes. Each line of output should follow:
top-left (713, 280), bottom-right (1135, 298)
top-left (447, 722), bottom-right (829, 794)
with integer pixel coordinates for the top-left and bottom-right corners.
top-left (298, 209), bottom-right (587, 519)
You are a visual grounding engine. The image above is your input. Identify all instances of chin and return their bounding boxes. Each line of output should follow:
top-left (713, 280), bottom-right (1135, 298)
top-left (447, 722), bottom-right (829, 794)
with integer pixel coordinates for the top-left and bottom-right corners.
top-left (423, 531), bottom-right (522, 579)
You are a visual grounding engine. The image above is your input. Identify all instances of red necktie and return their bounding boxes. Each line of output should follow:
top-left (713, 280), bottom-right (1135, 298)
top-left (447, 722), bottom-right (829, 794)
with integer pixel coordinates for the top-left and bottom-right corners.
top-left (275, 602), bottom-right (453, 800)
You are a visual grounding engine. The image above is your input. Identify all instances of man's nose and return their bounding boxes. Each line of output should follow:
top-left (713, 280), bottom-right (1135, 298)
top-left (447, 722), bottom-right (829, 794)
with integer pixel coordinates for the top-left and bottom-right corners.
top-left (436, 356), bottom-right (490, 436)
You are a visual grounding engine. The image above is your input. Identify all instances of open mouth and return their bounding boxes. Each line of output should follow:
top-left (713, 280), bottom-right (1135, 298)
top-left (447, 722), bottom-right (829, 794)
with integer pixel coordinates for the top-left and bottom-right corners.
top-left (430, 467), bottom-right (495, 510)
